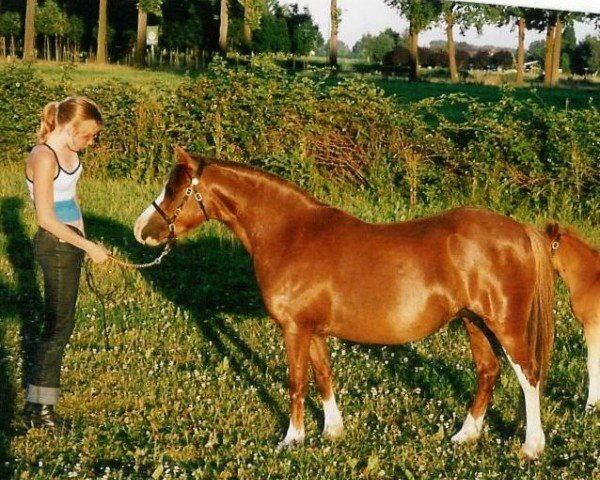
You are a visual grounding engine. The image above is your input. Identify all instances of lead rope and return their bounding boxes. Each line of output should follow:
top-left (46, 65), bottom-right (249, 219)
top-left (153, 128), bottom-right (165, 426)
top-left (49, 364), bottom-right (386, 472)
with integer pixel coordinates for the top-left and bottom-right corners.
top-left (84, 241), bottom-right (173, 349)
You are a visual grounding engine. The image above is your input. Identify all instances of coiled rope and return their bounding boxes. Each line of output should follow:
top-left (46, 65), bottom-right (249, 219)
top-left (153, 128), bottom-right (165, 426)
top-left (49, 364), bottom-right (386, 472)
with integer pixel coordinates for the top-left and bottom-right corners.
top-left (84, 242), bottom-right (173, 349)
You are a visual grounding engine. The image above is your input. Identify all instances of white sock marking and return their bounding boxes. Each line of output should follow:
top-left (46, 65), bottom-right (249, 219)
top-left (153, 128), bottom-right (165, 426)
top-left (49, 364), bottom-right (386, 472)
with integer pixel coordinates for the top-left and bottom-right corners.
top-left (278, 420), bottom-right (305, 449)
top-left (322, 395), bottom-right (344, 438)
top-left (451, 412), bottom-right (485, 444)
top-left (506, 353), bottom-right (545, 459)
top-left (586, 343), bottom-right (600, 407)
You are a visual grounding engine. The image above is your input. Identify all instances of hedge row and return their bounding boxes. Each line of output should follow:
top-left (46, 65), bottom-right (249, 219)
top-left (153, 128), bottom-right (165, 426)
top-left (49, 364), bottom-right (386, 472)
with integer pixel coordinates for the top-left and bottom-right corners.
top-left (1, 58), bottom-right (598, 220)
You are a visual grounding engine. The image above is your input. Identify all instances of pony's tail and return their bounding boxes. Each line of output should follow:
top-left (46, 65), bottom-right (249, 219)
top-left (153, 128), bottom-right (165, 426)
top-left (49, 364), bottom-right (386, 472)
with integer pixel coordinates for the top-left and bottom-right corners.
top-left (525, 225), bottom-right (555, 389)
top-left (37, 101), bottom-right (59, 143)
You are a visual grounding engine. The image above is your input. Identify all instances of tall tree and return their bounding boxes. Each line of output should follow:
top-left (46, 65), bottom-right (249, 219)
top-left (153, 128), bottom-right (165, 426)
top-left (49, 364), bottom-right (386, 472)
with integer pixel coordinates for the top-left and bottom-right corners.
top-left (97, 0), bottom-right (108, 63)
top-left (440, 2), bottom-right (492, 83)
top-left (219, 0), bottom-right (228, 54)
top-left (353, 28), bottom-right (401, 63)
top-left (329, 0), bottom-right (339, 67)
top-left (136, 0), bottom-right (162, 67)
top-left (386, 0), bottom-right (441, 80)
top-left (0, 11), bottom-right (20, 57)
top-left (36, 0), bottom-right (67, 61)
top-left (236, 0), bottom-right (262, 52)
top-left (23, 0), bottom-right (36, 60)
top-left (66, 14), bottom-right (84, 62)
top-left (498, 7), bottom-right (535, 87)
top-left (529, 9), bottom-right (583, 87)
top-left (135, 6), bottom-right (147, 65)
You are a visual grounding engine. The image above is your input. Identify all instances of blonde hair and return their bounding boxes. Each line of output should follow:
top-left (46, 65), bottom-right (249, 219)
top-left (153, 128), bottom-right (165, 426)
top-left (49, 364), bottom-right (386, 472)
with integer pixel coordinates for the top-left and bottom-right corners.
top-left (37, 96), bottom-right (103, 143)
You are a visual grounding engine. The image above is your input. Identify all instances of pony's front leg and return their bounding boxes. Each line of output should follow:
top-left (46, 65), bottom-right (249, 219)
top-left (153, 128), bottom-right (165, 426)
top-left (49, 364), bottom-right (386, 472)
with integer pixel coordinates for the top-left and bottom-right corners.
top-left (452, 320), bottom-right (500, 444)
top-left (309, 336), bottom-right (344, 439)
top-left (584, 321), bottom-right (600, 408)
top-left (278, 327), bottom-right (311, 450)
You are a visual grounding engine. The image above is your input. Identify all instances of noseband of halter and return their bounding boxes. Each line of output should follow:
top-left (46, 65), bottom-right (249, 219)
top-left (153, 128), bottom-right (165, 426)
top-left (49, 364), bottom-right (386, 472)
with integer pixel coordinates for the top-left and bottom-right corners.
top-left (152, 162), bottom-right (209, 242)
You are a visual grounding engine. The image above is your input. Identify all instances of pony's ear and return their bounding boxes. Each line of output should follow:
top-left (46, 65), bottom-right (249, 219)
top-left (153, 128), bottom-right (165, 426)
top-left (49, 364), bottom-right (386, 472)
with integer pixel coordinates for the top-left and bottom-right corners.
top-left (174, 146), bottom-right (193, 167)
top-left (545, 221), bottom-right (560, 238)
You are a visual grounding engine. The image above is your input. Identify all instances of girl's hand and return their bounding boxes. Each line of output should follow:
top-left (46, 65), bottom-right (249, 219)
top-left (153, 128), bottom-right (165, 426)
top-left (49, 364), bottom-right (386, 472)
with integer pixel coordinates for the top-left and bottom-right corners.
top-left (87, 242), bottom-right (110, 264)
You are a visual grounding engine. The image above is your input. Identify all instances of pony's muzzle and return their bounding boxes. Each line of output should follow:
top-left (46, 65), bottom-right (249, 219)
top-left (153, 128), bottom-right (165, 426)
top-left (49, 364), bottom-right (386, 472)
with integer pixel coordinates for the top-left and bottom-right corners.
top-left (134, 217), bottom-right (162, 246)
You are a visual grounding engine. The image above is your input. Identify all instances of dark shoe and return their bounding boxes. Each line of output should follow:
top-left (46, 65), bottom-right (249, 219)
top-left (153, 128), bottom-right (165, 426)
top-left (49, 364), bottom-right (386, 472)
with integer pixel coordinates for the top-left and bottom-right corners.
top-left (23, 402), bottom-right (71, 430)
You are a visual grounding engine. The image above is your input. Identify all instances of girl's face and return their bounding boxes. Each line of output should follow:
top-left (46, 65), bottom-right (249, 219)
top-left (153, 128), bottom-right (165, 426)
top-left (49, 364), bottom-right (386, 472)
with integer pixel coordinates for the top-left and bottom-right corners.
top-left (67, 120), bottom-right (101, 152)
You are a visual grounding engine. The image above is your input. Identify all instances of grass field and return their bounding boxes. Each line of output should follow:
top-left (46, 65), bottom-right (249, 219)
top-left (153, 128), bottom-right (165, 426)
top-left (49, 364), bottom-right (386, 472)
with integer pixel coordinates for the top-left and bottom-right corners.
top-left (17, 61), bottom-right (600, 113)
top-left (1, 158), bottom-right (599, 479)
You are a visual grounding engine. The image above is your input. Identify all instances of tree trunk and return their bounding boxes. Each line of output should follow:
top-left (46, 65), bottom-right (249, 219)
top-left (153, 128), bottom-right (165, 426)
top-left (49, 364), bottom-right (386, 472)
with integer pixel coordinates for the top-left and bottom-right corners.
top-left (97, 0), bottom-right (108, 63)
top-left (135, 8), bottom-right (147, 67)
top-left (543, 21), bottom-right (556, 87)
top-left (446, 11), bottom-right (458, 83)
top-left (550, 16), bottom-right (563, 87)
top-left (516, 17), bottom-right (525, 86)
top-left (242, 1), bottom-right (252, 53)
top-left (23, 0), bottom-right (36, 61)
top-left (219, 0), bottom-right (228, 54)
top-left (408, 22), bottom-right (419, 81)
top-left (329, 0), bottom-right (338, 68)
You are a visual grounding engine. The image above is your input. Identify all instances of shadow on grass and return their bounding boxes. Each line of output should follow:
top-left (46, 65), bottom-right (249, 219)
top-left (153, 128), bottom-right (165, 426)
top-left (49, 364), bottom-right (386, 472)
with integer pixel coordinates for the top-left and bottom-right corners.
top-left (86, 214), bottom-right (293, 433)
top-left (0, 197), bottom-right (45, 477)
top-left (350, 324), bottom-right (521, 443)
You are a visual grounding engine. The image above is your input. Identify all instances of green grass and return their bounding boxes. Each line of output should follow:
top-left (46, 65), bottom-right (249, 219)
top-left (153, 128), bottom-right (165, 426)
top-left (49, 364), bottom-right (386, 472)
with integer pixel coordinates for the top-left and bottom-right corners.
top-left (23, 60), bottom-right (188, 92)
top-left (8, 60), bottom-right (600, 114)
top-left (374, 78), bottom-right (600, 109)
top-left (1, 163), bottom-right (599, 479)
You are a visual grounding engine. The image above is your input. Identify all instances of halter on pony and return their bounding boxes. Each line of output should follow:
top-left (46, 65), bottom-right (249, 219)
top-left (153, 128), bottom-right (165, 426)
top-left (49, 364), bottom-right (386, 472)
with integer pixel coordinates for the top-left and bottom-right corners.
top-left (151, 162), bottom-right (209, 241)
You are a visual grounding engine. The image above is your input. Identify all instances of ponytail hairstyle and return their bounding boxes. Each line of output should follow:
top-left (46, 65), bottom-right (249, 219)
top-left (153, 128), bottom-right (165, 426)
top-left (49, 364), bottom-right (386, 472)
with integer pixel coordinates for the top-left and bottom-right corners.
top-left (37, 97), bottom-right (103, 143)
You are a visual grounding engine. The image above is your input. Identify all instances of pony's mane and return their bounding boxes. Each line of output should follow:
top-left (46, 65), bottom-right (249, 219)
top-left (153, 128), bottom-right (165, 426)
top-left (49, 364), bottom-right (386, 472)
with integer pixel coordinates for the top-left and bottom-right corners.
top-left (205, 157), bottom-right (328, 208)
top-left (563, 227), bottom-right (600, 259)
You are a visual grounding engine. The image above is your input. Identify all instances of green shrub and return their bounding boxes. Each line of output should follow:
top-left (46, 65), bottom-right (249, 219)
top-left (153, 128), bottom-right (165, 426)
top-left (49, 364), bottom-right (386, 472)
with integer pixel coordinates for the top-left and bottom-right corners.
top-left (1, 60), bottom-right (598, 222)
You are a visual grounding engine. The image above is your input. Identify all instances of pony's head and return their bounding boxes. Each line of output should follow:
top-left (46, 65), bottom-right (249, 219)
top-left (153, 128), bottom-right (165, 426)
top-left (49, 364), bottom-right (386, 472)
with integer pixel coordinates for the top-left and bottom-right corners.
top-left (134, 147), bottom-right (209, 246)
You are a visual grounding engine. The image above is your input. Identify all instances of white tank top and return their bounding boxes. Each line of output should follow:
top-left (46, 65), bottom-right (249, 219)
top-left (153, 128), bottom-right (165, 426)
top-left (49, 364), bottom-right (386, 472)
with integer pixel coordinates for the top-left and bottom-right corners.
top-left (25, 143), bottom-right (83, 224)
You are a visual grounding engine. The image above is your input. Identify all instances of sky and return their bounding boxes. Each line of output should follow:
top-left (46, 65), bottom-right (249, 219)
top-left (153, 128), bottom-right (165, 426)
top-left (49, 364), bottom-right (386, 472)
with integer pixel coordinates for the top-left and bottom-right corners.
top-left (279, 0), bottom-right (599, 50)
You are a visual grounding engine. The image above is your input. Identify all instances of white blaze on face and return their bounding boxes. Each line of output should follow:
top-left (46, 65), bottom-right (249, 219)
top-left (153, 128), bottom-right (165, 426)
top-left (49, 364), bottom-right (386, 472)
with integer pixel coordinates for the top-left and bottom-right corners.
top-left (134, 186), bottom-right (166, 245)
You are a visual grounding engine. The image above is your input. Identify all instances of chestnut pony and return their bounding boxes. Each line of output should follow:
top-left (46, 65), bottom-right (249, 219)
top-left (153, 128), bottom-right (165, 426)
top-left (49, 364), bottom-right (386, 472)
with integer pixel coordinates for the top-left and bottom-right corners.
top-left (545, 223), bottom-right (600, 408)
top-left (134, 148), bottom-right (554, 459)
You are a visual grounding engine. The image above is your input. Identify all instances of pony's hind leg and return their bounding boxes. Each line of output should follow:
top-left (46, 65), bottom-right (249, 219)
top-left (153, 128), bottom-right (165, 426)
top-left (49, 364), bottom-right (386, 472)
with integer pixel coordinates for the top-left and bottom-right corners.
top-left (452, 318), bottom-right (500, 444)
top-left (278, 327), bottom-right (311, 449)
top-left (309, 335), bottom-right (344, 439)
top-left (584, 320), bottom-right (600, 408)
top-left (503, 347), bottom-right (545, 460)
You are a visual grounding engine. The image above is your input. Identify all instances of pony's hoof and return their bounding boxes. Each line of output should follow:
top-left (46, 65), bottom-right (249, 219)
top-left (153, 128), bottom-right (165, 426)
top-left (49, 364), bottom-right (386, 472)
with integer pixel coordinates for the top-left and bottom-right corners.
top-left (323, 422), bottom-right (344, 440)
top-left (451, 427), bottom-right (480, 444)
top-left (276, 436), bottom-right (304, 451)
top-left (521, 437), bottom-right (545, 461)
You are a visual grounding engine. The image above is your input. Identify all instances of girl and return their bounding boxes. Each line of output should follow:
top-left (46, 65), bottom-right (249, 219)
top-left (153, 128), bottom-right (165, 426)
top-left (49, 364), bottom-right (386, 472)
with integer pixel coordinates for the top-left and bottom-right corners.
top-left (24, 97), bottom-right (109, 429)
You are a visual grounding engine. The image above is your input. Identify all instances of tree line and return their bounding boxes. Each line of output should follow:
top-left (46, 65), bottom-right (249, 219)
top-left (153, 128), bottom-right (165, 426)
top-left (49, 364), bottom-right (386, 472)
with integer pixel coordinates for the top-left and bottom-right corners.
top-left (382, 1), bottom-right (599, 85)
top-left (0, 1), bottom-right (599, 86)
top-left (1, 0), bottom-right (324, 66)
top-left (352, 25), bottom-right (600, 79)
